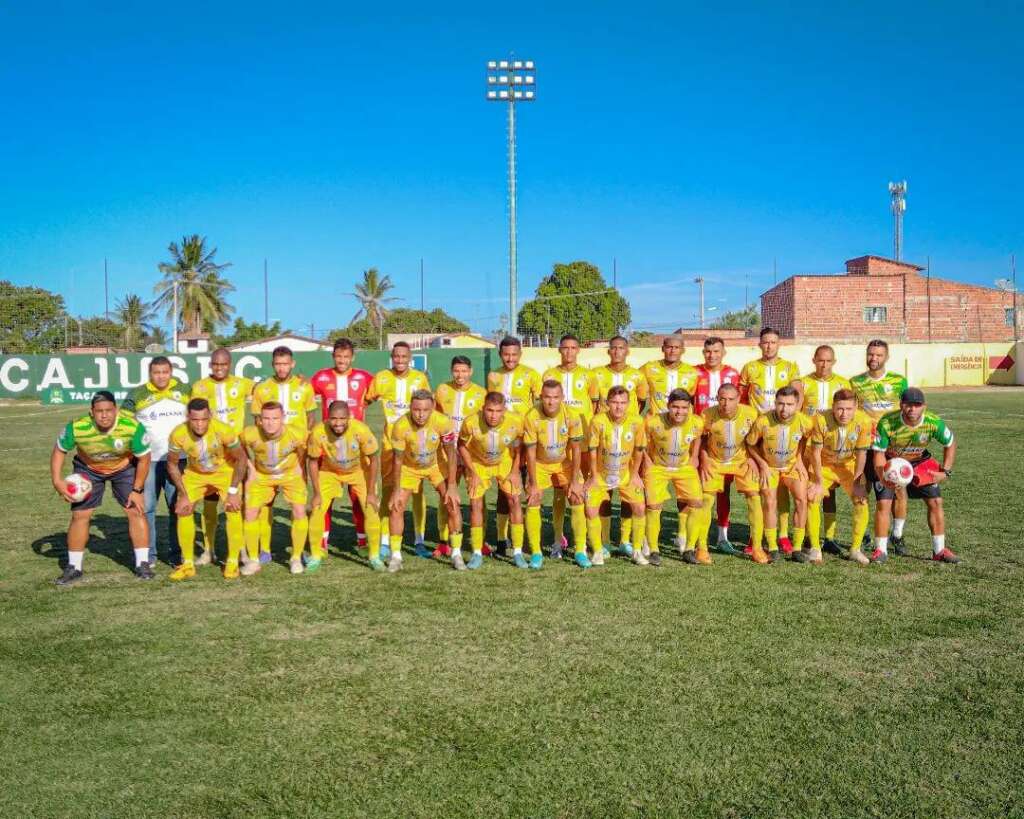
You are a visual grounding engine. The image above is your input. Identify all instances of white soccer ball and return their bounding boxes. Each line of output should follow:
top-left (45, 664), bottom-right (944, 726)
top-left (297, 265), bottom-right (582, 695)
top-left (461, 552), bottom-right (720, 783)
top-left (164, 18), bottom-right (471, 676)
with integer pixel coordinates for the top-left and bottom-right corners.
top-left (65, 473), bottom-right (93, 502)
top-left (882, 457), bottom-right (914, 488)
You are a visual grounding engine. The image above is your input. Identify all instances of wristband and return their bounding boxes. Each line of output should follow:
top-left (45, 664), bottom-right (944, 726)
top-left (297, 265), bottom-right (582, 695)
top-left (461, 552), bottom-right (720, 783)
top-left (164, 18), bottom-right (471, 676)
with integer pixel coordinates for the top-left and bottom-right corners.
top-left (227, 485), bottom-right (240, 495)
top-left (132, 485), bottom-right (144, 493)
top-left (941, 469), bottom-right (952, 477)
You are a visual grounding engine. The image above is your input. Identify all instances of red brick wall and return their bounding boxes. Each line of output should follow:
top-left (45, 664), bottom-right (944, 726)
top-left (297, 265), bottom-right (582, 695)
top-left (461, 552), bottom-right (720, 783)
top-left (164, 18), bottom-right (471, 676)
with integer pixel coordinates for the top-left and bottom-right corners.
top-left (760, 278), bottom-right (796, 338)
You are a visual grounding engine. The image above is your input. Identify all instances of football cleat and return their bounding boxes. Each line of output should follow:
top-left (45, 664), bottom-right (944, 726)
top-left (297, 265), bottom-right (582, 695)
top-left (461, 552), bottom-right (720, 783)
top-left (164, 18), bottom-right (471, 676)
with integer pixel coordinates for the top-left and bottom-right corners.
top-left (513, 552), bottom-right (529, 569)
top-left (414, 543), bottom-right (433, 559)
top-left (681, 549), bottom-right (699, 565)
top-left (55, 566), bottom-right (84, 586)
top-left (380, 543), bottom-right (392, 561)
top-left (451, 551), bottom-right (467, 571)
top-left (289, 558), bottom-right (304, 575)
top-left (258, 550), bottom-right (273, 565)
top-left (432, 543), bottom-right (452, 558)
top-left (641, 542), bottom-right (651, 558)
top-left (751, 545), bottom-right (770, 565)
top-left (891, 536), bottom-right (908, 557)
top-left (494, 541), bottom-right (509, 558)
top-left (618, 543), bottom-right (634, 557)
top-left (466, 553), bottom-right (484, 570)
top-left (870, 548), bottom-right (888, 565)
top-left (849, 549), bottom-right (870, 566)
top-left (743, 544), bottom-right (754, 556)
top-left (822, 538), bottom-right (843, 556)
top-left (767, 549), bottom-right (780, 564)
top-left (574, 551), bottom-right (592, 569)
top-left (240, 560), bottom-right (262, 576)
top-left (387, 553), bottom-right (403, 573)
top-left (631, 549), bottom-right (649, 566)
top-left (779, 537), bottom-right (794, 555)
top-left (368, 557), bottom-right (386, 572)
top-left (714, 539), bottom-right (742, 556)
top-left (601, 546), bottom-right (611, 560)
top-left (223, 561), bottom-right (240, 579)
top-left (695, 548), bottom-right (713, 565)
top-left (529, 553), bottom-right (543, 571)
top-left (549, 542), bottom-right (563, 560)
top-left (648, 551), bottom-right (662, 567)
top-left (304, 557), bottom-right (322, 574)
top-left (791, 550), bottom-right (810, 564)
top-left (194, 550), bottom-right (213, 567)
top-left (807, 548), bottom-right (824, 565)
top-left (591, 550), bottom-right (605, 567)
top-left (134, 562), bottom-right (156, 580)
top-left (169, 563), bottom-right (196, 581)
top-left (932, 548), bottom-right (960, 564)
top-left (482, 543), bottom-right (493, 557)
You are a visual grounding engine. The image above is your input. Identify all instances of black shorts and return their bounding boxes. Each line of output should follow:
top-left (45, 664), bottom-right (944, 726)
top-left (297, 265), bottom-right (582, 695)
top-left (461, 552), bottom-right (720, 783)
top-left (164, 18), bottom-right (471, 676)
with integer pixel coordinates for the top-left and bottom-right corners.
top-left (872, 451), bottom-right (942, 501)
top-left (70, 458), bottom-right (137, 511)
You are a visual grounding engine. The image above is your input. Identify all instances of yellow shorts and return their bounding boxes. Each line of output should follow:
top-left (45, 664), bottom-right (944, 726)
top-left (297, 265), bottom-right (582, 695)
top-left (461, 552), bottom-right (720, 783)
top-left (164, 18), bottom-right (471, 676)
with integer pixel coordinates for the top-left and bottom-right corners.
top-left (246, 468), bottom-right (308, 507)
top-left (644, 464), bottom-right (702, 506)
top-left (702, 459), bottom-right (760, 494)
top-left (181, 467), bottom-right (234, 504)
top-left (381, 441), bottom-right (396, 484)
top-left (821, 463), bottom-right (864, 500)
top-left (534, 459), bottom-right (574, 491)
top-left (763, 464), bottom-right (805, 493)
top-left (467, 458), bottom-right (517, 500)
top-left (316, 469), bottom-right (369, 506)
top-left (586, 472), bottom-right (644, 508)
top-left (399, 462), bottom-right (445, 493)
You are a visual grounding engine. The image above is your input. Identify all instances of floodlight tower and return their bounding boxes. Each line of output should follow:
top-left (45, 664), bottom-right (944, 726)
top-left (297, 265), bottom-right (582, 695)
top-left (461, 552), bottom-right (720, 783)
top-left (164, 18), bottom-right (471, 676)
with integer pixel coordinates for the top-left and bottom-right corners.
top-left (486, 58), bottom-right (536, 332)
top-left (889, 180), bottom-right (907, 261)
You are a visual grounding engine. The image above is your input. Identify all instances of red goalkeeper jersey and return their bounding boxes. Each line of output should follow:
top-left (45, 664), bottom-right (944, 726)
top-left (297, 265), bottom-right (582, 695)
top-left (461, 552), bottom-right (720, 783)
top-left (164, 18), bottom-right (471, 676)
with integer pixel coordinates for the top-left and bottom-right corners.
top-left (693, 365), bottom-right (741, 415)
top-left (310, 367), bottom-right (373, 421)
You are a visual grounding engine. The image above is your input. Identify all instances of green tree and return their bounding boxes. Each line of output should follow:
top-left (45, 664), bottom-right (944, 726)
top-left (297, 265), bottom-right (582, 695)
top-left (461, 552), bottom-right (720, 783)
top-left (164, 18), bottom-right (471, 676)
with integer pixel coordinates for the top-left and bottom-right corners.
top-left (114, 293), bottom-right (157, 351)
top-left (143, 326), bottom-right (169, 351)
top-left (516, 261), bottom-right (630, 344)
top-left (710, 303), bottom-right (760, 331)
top-left (346, 268), bottom-right (400, 349)
top-left (329, 308), bottom-right (469, 350)
top-left (75, 316), bottom-right (123, 349)
top-left (0, 281), bottom-right (66, 353)
top-left (214, 318), bottom-right (286, 347)
top-left (154, 235), bottom-right (235, 335)
top-left (629, 330), bottom-right (657, 346)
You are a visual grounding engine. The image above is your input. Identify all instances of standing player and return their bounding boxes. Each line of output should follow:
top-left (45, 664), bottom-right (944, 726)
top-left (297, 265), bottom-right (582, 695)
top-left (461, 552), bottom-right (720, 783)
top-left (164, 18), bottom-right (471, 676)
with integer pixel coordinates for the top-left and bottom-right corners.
top-left (523, 380), bottom-right (587, 569)
top-left (307, 401), bottom-right (382, 572)
top-left (541, 334), bottom-right (595, 557)
top-left (870, 388), bottom-right (958, 564)
top-left (388, 390), bottom-right (462, 571)
top-left (190, 347), bottom-right (254, 565)
top-left (366, 341), bottom-right (431, 555)
top-left (643, 389), bottom-right (704, 566)
top-left (693, 335), bottom-right (741, 552)
top-left (165, 398), bottom-right (249, 580)
top-left (309, 337), bottom-right (374, 552)
top-left (459, 392), bottom-right (526, 569)
top-left (582, 386), bottom-right (647, 566)
top-left (51, 391), bottom-right (154, 584)
top-left (640, 335), bottom-right (698, 415)
top-left (745, 385), bottom-right (815, 563)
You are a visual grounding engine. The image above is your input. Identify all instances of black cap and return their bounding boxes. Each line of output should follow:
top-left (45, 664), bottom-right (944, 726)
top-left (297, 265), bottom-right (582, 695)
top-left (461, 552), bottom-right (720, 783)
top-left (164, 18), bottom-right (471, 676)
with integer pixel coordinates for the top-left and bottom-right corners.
top-left (901, 387), bottom-right (925, 405)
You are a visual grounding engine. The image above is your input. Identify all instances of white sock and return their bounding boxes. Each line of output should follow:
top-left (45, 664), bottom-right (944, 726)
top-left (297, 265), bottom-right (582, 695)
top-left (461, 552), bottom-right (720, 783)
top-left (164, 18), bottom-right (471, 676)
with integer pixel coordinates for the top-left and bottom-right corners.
top-left (892, 518), bottom-right (906, 537)
top-left (415, 533), bottom-right (425, 545)
top-left (134, 547), bottom-right (149, 567)
top-left (874, 537), bottom-right (889, 554)
top-left (513, 548), bottom-right (523, 555)
top-left (68, 550), bottom-right (84, 571)
top-left (357, 532), bottom-right (367, 543)
top-left (932, 535), bottom-right (945, 555)
top-left (718, 525), bottom-right (729, 542)
top-left (675, 535), bottom-right (687, 548)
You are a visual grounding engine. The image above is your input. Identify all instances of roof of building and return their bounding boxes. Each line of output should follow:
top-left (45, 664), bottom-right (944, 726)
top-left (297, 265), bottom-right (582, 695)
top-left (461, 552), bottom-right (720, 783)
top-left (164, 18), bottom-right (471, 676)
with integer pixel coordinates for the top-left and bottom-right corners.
top-left (226, 333), bottom-right (329, 350)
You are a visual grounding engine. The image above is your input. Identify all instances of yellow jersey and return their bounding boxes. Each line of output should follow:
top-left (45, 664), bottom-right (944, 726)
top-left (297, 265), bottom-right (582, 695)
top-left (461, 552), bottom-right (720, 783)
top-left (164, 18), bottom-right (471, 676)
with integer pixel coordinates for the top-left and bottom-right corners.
top-left (640, 360), bottom-right (699, 415)
top-left (366, 368), bottom-right (431, 433)
top-left (810, 410), bottom-right (872, 468)
top-left (251, 376), bottom-right (317, 436)
top-left (801, 373), bottom-right (852, 417)
top-left (306, 419), bottom-right (378, 476)
top-left (240, 424), bottom-right (306, 476)
top-left (389, 410), bottom-right (454, 469)
top-left (588, 412), bottom-right (647, 481)
top-left (746, 411), bottom-right (814, 471)
top-left (644, 412), bottom-right (703, 470)
top-left (434, 381), bottom-right (488, 434)
top-left (541, 365), bottom-right (596, 420)
top-left (522, 405), bottom-right (584, 465)
top-left (459, 411), bottom-right (524, 467)
top-left (167, 419), bottom-right (240, 475)
top-left (591, 365), bottom-right (648, 416)
top-left (739, 358), bottom-right (802, 414)
top-left (189, 375), bottom-right (254, 434)
top-left (486, 364), bottom-right (542, 416)
top-left (701, 404), bottom-right (759, 467)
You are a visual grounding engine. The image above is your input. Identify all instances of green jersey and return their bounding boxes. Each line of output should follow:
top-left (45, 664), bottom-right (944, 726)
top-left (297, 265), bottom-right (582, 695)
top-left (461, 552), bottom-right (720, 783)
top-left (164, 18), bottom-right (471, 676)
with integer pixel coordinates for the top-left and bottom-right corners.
top-left (57, 413), bottom-right (151, 475)
top-left (850, 371), bottom-right (908, 420)
top-left (872, 410), bottom-right (953, 463)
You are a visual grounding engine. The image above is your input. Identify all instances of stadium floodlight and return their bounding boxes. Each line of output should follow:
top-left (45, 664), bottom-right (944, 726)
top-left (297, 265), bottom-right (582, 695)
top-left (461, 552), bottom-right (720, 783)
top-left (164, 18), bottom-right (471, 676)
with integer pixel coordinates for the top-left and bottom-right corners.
top-left (486, 56), bottom-right (536, 329)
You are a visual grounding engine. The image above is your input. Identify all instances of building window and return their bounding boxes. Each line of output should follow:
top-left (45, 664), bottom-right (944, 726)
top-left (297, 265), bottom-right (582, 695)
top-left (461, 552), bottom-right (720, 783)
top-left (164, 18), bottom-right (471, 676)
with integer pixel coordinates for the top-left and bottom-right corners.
top-left (863, 306), bottom-right (887, 323)
top-left (1007, 307), bottom-right (1016, 327)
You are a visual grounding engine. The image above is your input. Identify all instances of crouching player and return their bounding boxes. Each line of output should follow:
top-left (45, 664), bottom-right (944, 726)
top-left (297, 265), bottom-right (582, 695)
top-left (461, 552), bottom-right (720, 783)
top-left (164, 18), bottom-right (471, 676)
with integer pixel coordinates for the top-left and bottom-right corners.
top-left (523, 380), bottom-right (587, 569)
top-left (459, 392), bottom-right (525, 569)
top-left (307, 401), bottom-right (382, 572)
top-left (807, 389), bottom-right (872, 565)
top-left (745, 385), bottom-right (816, 563)
top-left (166, 398), bottom-right (248, 580)
top-left (643, 388), bottom-right (704, 566)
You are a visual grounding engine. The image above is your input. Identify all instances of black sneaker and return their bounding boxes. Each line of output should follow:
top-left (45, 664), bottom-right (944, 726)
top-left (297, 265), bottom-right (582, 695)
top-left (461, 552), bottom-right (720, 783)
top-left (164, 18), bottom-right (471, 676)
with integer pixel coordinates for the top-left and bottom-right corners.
top-left (822, 538), bottom-right (843, 556)
top-left (681, 550), bottom-right (699, 565)
top-left (891, 536), bottom-right (908, 557)
top-left (494, 541), bottom-right (508, 558)
top-left (767, 549), bottom-right (780, 564)
top-left (55, 566), bottom-right (84, 586)
top-left (134, 562), bottom-right (156, 580)
top-left (791, 550), bottom-right (810, 564)
top-left (649, 552), bottom-right (662, 567)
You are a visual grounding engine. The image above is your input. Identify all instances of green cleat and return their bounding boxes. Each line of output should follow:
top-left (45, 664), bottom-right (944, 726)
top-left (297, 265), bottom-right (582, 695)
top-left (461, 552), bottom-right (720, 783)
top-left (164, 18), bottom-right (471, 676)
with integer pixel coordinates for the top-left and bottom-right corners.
top-left (304, 557), bottom-right (322, 574)
top-left (368, 557), bottom-right (387, 572)
top-left (713, 539), bottom-right (742, 556)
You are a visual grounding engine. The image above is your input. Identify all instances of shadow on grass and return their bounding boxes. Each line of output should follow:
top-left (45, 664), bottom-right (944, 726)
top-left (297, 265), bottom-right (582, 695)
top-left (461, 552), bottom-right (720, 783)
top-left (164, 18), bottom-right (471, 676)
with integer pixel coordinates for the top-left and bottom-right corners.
top-left (31, 513), bottom-right (136, 570)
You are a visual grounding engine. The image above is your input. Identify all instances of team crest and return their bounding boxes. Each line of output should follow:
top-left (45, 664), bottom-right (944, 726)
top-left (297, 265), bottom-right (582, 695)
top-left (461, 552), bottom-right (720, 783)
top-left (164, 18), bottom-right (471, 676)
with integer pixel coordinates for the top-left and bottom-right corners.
top-left (467, 399), bottom-right (476, 408)
top-left (883, 384), bottom-right (892, 393)
top-left (430, 433), bottom-right (439, 442)
top-left (918, 433), bottom-right (929, 443)
top-left (560, 426), bottom-right (568, 436)
top-left (292, 391), bottom-right (302, 402)
top-left (793, 433), bottom-right (802, 442)
top-left (515, 378), bottom-right (524, 388)
top-left (229, 388), bottom-right (238, 398)
top-left (625, 432), bottom-right (633, 441)
top-left (350, 441), bottom-right (360, 451)
top-left (142, 432), bottom-right (151, 445)
top-left (172, 390), bottom-right (182, 400)
top-left (113, 438), bottom-right (125, 451)
top-left (779, 374), bottom-right (788, 383)
top-left (503, 435), bottom-right (512, 444)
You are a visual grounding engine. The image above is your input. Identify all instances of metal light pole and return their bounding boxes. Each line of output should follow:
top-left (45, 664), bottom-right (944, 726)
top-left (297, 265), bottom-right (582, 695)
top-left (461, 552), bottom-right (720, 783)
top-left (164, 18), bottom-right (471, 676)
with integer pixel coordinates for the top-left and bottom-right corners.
top-left (487, 58), bottom-right (536, 334)
top-left (889, 181), bottom-right (907, 261)
top-left (694, 277), bottom-right (706, 329)
top-left (172, 280), bottom-right (179, 353)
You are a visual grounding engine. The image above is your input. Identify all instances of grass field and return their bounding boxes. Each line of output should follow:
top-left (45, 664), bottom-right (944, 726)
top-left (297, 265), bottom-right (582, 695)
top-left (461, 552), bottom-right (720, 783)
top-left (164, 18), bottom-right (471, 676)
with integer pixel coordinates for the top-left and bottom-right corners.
top-left (2, 391), bottom-right (1023, 818)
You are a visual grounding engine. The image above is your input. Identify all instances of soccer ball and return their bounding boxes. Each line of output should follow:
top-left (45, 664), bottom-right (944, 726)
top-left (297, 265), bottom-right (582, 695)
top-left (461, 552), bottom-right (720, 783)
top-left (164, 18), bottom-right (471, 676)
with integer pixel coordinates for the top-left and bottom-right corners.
top-left (882, 457), bottom-right (914, 488)
top-left (65, 473), bottom-right (93, 502)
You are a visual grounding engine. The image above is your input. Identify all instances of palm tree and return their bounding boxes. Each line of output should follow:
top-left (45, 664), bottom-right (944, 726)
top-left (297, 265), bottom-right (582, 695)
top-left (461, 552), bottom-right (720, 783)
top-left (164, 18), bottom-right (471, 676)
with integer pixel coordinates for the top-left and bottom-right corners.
top-left (153, 235), bottom-right (235, 335)
top-left (347, 267), bottom-right (400, 348)
top-left (114, 294), bottom-right (157, 351)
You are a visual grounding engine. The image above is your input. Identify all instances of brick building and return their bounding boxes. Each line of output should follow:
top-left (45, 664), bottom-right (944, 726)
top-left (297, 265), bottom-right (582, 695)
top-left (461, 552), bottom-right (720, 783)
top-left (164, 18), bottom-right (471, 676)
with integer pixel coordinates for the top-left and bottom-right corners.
top-left (760, 255), bottom-right (1021, 343)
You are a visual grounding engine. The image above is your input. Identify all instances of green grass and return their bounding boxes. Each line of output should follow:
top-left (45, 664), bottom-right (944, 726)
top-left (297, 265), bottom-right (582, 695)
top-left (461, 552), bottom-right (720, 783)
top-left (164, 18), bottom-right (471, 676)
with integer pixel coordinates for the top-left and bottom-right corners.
top-left (2, 392), bottom-right (1023, 818)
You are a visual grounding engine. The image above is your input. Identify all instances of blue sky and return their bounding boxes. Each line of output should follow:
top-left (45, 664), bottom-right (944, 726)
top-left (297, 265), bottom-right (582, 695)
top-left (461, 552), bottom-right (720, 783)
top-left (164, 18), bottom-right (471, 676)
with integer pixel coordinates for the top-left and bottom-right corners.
top-left (2, 1), bottom-right (1020, 336)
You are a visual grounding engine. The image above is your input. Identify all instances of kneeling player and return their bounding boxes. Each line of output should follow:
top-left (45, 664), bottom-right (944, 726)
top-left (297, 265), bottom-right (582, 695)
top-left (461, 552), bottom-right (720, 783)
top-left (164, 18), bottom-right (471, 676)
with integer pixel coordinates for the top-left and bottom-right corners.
top-left (644, 389), bottom-right (704, 566)
top-left (523, 380), bottom-right (587, 569)
top-left (388, 390), bottom-right (462, 571)
top-left (166, 399), bottom-right (249, 579)
top-left (307, 401), bottom-right (382, 572)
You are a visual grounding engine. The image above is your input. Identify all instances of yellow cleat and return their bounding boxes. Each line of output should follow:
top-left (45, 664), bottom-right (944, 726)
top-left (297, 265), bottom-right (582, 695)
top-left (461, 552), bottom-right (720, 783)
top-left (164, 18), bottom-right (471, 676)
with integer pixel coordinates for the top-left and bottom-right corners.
top-left (223, 562), bottom-right (240, 580)
top-left (695, 547), bottom-right (713, 565)
top-left (169, 563), bottom-right (196, 582)
top-left (751, 545), bottom-right (770, 565)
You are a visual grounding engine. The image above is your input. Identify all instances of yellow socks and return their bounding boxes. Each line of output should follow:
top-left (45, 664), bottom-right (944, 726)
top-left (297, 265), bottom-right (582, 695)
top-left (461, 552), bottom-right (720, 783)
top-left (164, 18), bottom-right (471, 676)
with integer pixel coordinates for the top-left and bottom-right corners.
top-left (746, 494), bottom-right (764, 551)
top-left (379, 482), bottom-right (392, 543)
top-left (225, 511), bottom-right (243, 565)
top-left (413, 490), bottom-right (426, 540)
top-left (778, 483), bottom-right (791, 540)
top-left (437, 501), bottom-right (449, 542)
top-left (587, 516), bottom-right (603, 552)
top-left (570, 505), bottom-right (587, 553)
top-left (851, 502), bottom-right (870, 552)
top-left (307, 499), bottom-right (328, 553)
top-left (676, 507), bottom-right (689, 550)
top-left (552, 491), bottom-right (566, 543)
top-left (259, 506), bottom-right (272, 553)
top-left (497, 513), bottom-right (509, 544)
top-left (177, 512), bottom-right (196, 564)
top-left (792, 526), bottom-right (806, 553)
top-left (450, 531), bottom-right (464, 552)
top-left (621, 515), bottom-right (633, 546)
top-left (510, 522), bottom-right (525, 553)
top-left (365, 504), bottom-right (382, 560)
top-left (806, 501), bottom-right (821, 550)
top-left (766, 527), bottom-right (778, 553)
top-left (685, 504), bottom-right (703, 549)
top-left (244, 518), bottom-right (260, 560)
top-left (525, 506), bottom-right (543, 554)
top-left (646, 508), bottom-right (662, 553)
top-left (824, 511), bottom-right (837, 541)
top-left (202, 498), bottom-right (218, 556)
top-left (600, 515), bottom-right (611, 547)
top-left (471, 525), bottom-right (484, 554)
top-left (290, 516), bottom-right (309, 560)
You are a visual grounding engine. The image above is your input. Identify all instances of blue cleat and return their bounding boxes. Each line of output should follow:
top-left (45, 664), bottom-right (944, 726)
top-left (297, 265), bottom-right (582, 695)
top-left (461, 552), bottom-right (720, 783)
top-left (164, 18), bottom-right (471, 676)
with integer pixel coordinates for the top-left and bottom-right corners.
top-left (368, 557), bottom-right (386, 572)
top-left (414, 542), bottom-right (433, 559)
top-left (529, 552), bottom-right (543, 570)
top-left (618, 543), bottom-right (634, 557)
top-left (574, 551), bottom-right (593, 569)
top-left (513, 552), bottom-right (529, 569)
top-left (304, 557), bottom-right (322, 574)
top-left (258, 550), bottom-right (273, 565)
top-left (379, 543), bottom-right (392, 561)
top-left (467, 552), bottom-right (484, 570)
top-left (602, 546), bottom-right (611, 560)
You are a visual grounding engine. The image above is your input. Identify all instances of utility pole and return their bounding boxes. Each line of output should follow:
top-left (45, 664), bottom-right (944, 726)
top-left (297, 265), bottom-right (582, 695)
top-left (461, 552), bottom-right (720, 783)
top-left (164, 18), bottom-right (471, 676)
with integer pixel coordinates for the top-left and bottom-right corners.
top-left (104, 258), bottom-right (109, 320)
top-left (694, 277), bottom-right (706, 329)
top-left (263, 259), bottom-right (269, 326)
top-left (926, 255), bottom-right (932, 343)
top-left (613, 257), bottom-right (617, 289)
top-left (889, 181), bottom-right (907, 261)
top-left (420, 258), bottom-right (425, 312)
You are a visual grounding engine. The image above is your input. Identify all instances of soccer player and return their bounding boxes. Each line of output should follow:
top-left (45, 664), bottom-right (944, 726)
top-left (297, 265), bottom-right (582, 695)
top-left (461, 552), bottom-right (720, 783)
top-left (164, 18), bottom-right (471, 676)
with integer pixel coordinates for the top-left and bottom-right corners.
top-left (307, 401), bottom-right (382, 572)
top-left (486, 336), bottom-right (541, 554)
top-left (122, 356), bottom-right (190, 567)
top-left (459, 392), bottom-right (525, 569)
top-left (51, 391), bottom-right (153, 584)
top-left (870, 387), bottom-right (959, 564)
top-left (582, 385), bottom-right (647, 566)
top-left (541, 334), bottom-right (595, 556)
top-left (388, 390), bottom-right (462, 571)
top-left (641, 334), bottom-right (698, 415)
top-left (745, 385), bottom-right (816, 563)
top-left (851, 339), bottom-right (910, 553)
top-left (643, 388), bottom-right (704, 567)
top-left (433, 355), bottom-right (487, 554)
top-left (523, 380), bottom-right (587, 568)
top-left (165, 398), bottom-right (248, 580)
top-left (239, 402), bottom-right (309, 575)
top-left (366, 341), bottom-right (431, 555)
top-left (310, 337), bottom-right (374, 552)
top-left (699, 383), bottom-right (763, 562)
top-left (190, 347), bottom-right (254, 566)
top-left (807, 389), bottom-right (871, 566)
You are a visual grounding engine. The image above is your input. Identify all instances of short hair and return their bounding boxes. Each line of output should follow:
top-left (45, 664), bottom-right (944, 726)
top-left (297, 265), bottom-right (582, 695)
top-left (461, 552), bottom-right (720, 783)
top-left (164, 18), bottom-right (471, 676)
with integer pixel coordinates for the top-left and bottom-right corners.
top-left (867, 338), bottom-right (889, 351)
top-left (832, 389), bottom-right (856, 403)
top-left (606, 385), bottom-right (629, 400)
top-left (450, 355), bottom-right (472, 369)
top-left (703, 336), bottom-right (725, 348)
top-left (392, 341), bottom-right (411, 352)
top-left (667, 388), bottom-right (692, 405)
top-left (210, 347), bottom-right (231, 361)
top-left (609, 335), bottom-right (628, 346)
top-left (759, 327), bottom-right (779, 340)
top-left (484, 391), bottom-right (506, 406)
top-left (776, 385), bottom-right (799, 399)
top-left (410, 389), bottom-right (434, 403)
top-left (90, 390), bottom-right (116, 407)
top-left (499, 336), bottom-right (521, 350)
top-left (149, 355), bottom-right (171, 370)
top-left (271, 345), bottom-right (293, 359)
top-left (718, 382), bottom-right (739, 396)
top-left (559, 333), bottom-right (580, 345)
top-left (541, 379), bottom-right (563, 392)
top-left (814, 344), bottom-right (836, 357)
top-left (187, 397), bottom-right (210, 413)
top-left (332, 337), bottom-right (354, 353)
top-left (662, 334), bottom-right (684, 347)
top-left (327, 400), bottom-right (350, 415)
top-left (260, 401), bottom-right (284, 413)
